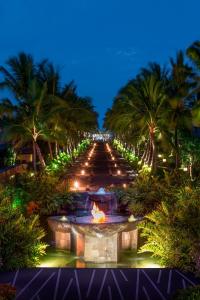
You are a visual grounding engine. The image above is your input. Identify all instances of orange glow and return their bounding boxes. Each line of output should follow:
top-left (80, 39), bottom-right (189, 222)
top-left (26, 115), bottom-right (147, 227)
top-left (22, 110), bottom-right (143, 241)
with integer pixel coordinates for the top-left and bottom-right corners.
top-left (91, 203), bottom-right (106, 223)
top-left (85, 162), bottom-right (88, 166)
top-left (81, 170), bottom-right (85, 175)
top-left (74, 180), bottom-right (79, 189)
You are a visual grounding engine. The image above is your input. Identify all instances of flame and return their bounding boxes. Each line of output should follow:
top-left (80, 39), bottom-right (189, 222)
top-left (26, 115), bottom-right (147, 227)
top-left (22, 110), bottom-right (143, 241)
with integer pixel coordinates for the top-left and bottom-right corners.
top-left (91, 203), bottom-right (106, 223)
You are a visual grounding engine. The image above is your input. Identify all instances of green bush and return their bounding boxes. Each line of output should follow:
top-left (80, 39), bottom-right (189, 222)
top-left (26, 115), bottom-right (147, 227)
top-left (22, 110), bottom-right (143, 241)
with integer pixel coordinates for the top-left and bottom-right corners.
top-left (138, 185), bottom-right (200, 273)
top-left (172, 285), bottom-right (200, 300)
top-left (8, 173), bottom-right (68, 215)
top-left (0, 199), bottom-right (47, 270)
top-left (0, 284), bottom-right (16, 300)
top-left (113, 176), bottom-right (170, 216)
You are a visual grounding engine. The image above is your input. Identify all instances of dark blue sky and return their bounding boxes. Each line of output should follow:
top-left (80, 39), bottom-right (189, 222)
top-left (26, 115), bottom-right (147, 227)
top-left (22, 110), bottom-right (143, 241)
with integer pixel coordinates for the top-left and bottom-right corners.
top-left (0, 0), bottom-right (200, 127)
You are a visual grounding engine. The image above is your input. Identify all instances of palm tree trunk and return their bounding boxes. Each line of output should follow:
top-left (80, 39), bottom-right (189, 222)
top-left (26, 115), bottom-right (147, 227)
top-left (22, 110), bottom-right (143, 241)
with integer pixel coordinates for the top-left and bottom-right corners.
top-left (35, 142), bottom-right (46, 168)
top-left (32, 141), bottom-right (37, 172)
top-left (149, 127), bottom-right (156, 172)
top-left (175, 127), bottom-right (180, 169)
top-left (48, 141), bottom-right (53, 159)
top-left (55, 141), bottom-right (58, 157)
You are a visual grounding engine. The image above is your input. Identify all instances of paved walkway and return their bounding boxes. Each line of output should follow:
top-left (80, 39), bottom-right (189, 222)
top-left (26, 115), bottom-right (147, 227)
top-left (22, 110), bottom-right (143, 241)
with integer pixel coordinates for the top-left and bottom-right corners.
top-left (0, 268), bottom-right (199, 300)
top-left (68, 141), bottom-right (136, 191)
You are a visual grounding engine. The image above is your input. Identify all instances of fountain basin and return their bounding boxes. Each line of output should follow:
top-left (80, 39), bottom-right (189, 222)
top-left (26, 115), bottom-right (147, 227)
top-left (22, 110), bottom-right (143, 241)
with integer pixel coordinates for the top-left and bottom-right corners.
top-left (48, 215), bottom-right (141, 263)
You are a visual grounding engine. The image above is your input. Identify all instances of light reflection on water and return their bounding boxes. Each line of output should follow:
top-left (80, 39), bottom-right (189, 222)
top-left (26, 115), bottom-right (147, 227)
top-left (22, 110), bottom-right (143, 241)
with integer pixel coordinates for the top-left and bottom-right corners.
top-left (38, 248), bottom-right (161, 268)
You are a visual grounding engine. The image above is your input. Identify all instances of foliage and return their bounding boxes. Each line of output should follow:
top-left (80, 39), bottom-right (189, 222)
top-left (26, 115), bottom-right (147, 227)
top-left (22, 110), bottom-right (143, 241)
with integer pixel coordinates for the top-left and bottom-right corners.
top-left (0, 199), bottom-right (47, 270)
top-left (114, 175), bottom-right (171, 216)
top-left (0, 284), bottom-right (16, 300)
top-left (104, 41), bottom-right (200, 174)
top-left (0, 53), bottom-right (98, 171)
top-left (46, 139), bottom-right (91, 174)
top-left (172, 285), bottom-right (200, 300)
top-left (138, 185), bottom-right (200, 273)
top-left (3, 146), bottom-right (16, 167)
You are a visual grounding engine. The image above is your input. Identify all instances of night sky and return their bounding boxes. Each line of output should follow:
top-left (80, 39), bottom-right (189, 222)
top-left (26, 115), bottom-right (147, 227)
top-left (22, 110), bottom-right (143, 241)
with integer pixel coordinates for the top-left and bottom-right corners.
top-left (0, 0), bottom-right (200, 127)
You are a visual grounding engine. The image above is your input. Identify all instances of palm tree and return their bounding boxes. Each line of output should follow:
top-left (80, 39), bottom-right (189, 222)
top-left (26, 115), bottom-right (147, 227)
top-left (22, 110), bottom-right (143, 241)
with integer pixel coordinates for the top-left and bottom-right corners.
top-left (2, 81), bottom-right (50, 170)
top-left (0, 52), bottom-right (36, 102)
top-left (167, 51), bottom-right (194, 168)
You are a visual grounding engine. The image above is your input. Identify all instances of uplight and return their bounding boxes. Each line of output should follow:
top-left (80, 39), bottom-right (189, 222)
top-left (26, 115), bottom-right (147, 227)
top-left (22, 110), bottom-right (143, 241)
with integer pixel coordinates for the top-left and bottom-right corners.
top-left (74, 181), bottom-right (79, 189)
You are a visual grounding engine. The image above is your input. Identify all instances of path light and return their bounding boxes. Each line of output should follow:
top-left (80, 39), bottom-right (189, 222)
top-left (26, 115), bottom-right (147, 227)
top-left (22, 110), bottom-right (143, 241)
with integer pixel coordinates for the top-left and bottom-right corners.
top-left (81, 170), bottom-right (85, 175)
top-left (74, 180), bottom-right (79, 190)
top-left (60, 216), bottom-right (68, 221)
top-left (162, 158), bottom-right (166, 163)
top-left (117, 170), bottom-right (121, 175)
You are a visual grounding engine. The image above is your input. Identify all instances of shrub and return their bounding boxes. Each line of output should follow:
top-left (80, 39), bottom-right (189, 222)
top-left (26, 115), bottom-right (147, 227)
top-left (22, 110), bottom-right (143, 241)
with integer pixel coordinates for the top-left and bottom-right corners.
top-left (8, 173), bottom-right (67, 215)
top-left (172, 285), bottom-right (200, 300)
top-left (113, 176), bottom-right (171, 216)
top-left (138, 186), bottom-right (200, 273)
top-left (0, 199), bottom-right (47, 270)
top-left (0, 284), bottom-right (16, 300)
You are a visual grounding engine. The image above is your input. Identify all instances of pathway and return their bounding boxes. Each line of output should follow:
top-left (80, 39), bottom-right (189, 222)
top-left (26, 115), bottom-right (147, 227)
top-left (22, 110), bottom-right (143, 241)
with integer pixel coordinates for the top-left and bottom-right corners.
top-left (68, 141), bottom-right (136, 191)
top-left (0, 268), bottom-right (199, 300)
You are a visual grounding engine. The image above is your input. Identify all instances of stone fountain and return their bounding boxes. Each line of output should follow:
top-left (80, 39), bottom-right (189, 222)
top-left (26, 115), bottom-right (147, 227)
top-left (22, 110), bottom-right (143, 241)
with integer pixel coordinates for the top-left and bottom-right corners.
top-left (48, 188), bottom-right (140, 263)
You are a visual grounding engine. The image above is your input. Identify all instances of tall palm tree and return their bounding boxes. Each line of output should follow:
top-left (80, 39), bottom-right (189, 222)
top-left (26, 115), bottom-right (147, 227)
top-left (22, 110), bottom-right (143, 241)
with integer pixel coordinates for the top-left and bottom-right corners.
top-left (2, 81), bottom-right (50, 170)
top-left (167, 51), bottom-right (194, 168)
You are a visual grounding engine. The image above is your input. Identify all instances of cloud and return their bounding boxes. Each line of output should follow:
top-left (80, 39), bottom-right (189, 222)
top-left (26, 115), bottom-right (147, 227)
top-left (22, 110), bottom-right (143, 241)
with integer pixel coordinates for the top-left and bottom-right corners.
top-left (106, 47), bottom-right (137, 59)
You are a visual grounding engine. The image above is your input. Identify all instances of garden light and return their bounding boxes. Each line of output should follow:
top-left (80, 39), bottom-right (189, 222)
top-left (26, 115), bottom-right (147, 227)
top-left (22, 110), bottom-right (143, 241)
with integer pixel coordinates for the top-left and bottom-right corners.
top-left (74, 180), bottom-right (79, 189)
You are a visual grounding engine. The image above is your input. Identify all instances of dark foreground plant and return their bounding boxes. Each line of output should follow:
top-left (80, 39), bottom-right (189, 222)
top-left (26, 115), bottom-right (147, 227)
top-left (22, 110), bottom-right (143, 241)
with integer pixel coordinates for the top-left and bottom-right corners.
top-left (172, 285), bottom-right (200, 300)
top-left (0, 199), bottom-right (47, 270)
top-left (138, 185), bottom-right (200, 273)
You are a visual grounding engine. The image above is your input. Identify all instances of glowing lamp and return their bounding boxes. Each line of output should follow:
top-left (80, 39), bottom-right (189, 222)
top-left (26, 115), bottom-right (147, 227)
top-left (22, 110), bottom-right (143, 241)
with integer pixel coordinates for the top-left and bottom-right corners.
top-left (123, 183), bottom-right (127, 188)
top-left (183, 167), bottom-right (187, 172)
top-left (81, 170), bottom-right (85, 175)
top-left (158, 154), bottom-right (162, 158)
top-left (85, 162), bottom-right (88, 166)
top-left (117, 170), bottom-right (121, 175)
top-left (162, 158), bottom-right (166, 163)
top-left (74, 181), bottom-right (79, 189)
top-left (112, 157), bottom-right (115, 161)
top-left (114, 164), bottom-right (117, 167)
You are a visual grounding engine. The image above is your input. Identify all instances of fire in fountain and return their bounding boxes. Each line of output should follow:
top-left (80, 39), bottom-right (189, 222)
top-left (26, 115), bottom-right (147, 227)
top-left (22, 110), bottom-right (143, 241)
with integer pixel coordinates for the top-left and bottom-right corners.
top-left (48, 187), bottom-right (141, 263)
top-left (91, 203), bottom-right (106, 223)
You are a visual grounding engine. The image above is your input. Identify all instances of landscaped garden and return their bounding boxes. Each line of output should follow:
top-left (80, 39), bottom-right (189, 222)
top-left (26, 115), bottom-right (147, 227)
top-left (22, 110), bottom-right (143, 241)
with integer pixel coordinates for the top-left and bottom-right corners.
top-left (1, 40), bottom-right (200, 299)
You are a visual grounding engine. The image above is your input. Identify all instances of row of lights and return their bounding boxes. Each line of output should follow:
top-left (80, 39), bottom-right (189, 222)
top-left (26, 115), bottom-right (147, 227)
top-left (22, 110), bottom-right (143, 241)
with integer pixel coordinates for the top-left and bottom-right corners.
top-left (106, 143), bottom-right (121, 176)
top-left (80, 143), bottom-right (97, 176)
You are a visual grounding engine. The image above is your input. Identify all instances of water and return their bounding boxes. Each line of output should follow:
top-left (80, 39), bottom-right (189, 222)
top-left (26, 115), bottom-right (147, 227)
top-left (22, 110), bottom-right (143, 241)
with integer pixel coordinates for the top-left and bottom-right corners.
top-left (38, 247), bottom-right (161, 268)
